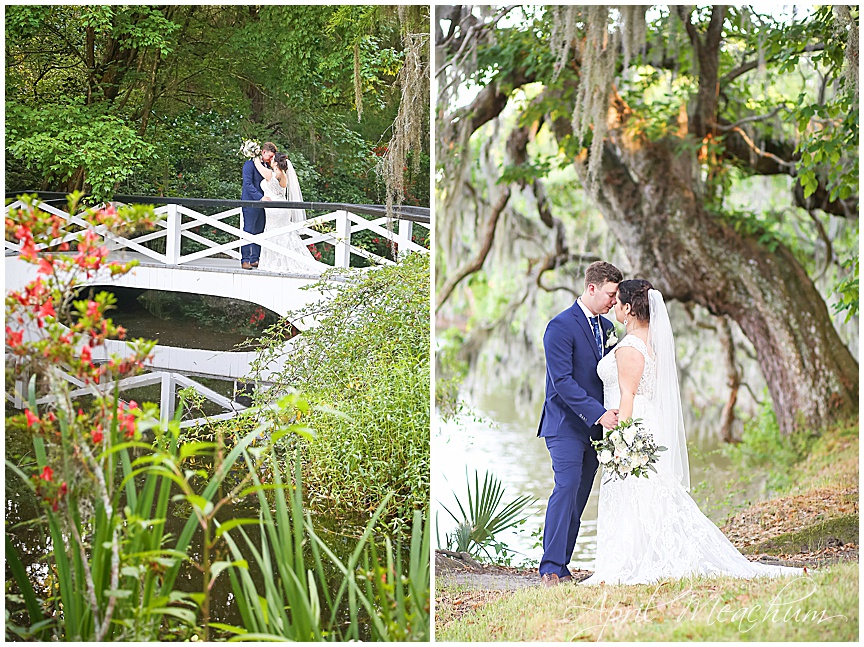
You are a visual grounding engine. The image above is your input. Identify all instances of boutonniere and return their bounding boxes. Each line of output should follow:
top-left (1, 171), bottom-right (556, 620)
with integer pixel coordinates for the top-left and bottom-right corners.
top-left (605, 327), bottom-right (618, 348)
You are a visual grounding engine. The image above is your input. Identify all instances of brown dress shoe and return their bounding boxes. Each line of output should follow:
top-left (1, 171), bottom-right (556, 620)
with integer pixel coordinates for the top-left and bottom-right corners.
top-left (558, 575), bottom-right (573, 583)
top-left (241, 262), bottom-right (253, 270)
top-left (540, 573), bottom-right (559, 587)
top-left (250, 261), bottom-right (259, 268)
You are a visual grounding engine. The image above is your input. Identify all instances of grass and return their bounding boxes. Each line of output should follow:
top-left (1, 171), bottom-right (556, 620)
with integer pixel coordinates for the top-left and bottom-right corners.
top-left (435, 562), bottom-right (858, 641)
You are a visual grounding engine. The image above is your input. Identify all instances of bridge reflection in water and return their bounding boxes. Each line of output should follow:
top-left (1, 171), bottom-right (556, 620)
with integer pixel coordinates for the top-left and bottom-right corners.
top-left (5, 193), bottom-right (430, 423)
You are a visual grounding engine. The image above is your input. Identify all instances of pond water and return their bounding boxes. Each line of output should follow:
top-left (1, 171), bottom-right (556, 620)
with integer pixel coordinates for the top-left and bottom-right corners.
top-left (433, 386), bottom-right (754, 570)
top-left (5, 288), bottom-right (385, 637)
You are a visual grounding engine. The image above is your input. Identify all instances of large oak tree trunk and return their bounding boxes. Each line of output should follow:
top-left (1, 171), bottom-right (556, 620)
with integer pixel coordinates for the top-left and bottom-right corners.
top-left (552, 114), bottom-right (859, 434)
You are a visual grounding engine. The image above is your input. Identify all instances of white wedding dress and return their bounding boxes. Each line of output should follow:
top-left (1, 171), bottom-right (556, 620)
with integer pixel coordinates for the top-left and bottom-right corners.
top-left (582, 332), bottom-right (803, 585)
top-left (257, 164), bottom-right (326, 275)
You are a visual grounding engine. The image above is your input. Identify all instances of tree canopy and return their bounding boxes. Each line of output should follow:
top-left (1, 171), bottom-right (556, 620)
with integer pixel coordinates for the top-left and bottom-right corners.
top-left (436, 5), bottom-right (858, 435)
top-left (6, 5), bottom-right (430, 207)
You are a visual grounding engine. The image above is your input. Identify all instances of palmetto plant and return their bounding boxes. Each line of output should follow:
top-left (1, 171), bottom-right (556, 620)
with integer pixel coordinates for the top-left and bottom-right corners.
top-left (440, 470), bottom-right (535, 560)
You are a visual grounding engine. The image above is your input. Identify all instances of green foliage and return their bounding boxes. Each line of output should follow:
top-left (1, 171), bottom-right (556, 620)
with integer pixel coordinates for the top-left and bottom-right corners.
top-left (252, 253), bottom-right (430, 528)
top-left (712, 206), bottom-right (783, 252)
top-left (223, 447), bottom-right (429, 641)
top-left (435, 327), bottom-right (469, 421)
top-left (832, 257), bottom-right (859, 322)
top-left (722, 401), bottom-right (819, 494)
top-left (439, 469), bottom-right (535, 563)
top-left (6, 102), bottom-right (155, 201)
top-left (5, 5), bottom-right (429, 208)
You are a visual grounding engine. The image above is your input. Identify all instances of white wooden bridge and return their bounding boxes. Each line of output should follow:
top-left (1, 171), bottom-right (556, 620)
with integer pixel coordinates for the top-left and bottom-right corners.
top-left (5, 194), bottom-right (430, 318)
top-left (5, 193), bottom-right (430, 425)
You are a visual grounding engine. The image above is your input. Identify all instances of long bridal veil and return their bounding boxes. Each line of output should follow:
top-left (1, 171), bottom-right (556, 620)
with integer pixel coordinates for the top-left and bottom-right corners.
top-left (647, 289), bottom-right (691, 491)
top-left (283, 157), bottom-right (306, 224)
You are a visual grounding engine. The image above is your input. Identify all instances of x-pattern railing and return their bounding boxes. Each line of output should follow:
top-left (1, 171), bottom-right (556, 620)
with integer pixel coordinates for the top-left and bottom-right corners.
top-left (5, 196), bottom-right (430, 270)
top-left (8, 367), bottom-right (246, 429)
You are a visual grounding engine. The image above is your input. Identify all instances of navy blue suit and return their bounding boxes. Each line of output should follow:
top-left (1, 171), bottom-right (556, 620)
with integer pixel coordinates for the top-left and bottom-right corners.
top-left (241, 159), bottom-right (267, 264)
top-left (537, 301), bottom-right (614, 578)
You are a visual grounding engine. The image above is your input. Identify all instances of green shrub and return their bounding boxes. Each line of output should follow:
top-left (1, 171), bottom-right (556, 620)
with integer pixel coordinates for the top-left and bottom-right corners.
top-left (723, 401), bottom-right (818, 493)
top-left (252, 253), bottom-right (429, 529)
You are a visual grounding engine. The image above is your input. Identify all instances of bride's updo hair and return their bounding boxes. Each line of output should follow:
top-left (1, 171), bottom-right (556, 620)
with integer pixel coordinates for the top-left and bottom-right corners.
top-left (273, 152), bottom-right (289, 171)
top-left (618, 279), bottom-right (653, 321)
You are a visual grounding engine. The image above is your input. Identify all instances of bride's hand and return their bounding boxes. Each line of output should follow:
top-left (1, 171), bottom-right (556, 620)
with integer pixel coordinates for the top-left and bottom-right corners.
top-left (253, 156), bottom-right (273, 180)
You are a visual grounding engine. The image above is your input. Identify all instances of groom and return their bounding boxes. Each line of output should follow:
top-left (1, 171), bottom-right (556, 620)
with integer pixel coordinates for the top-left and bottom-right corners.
top-left (537, 260), bottom-right (623, 587)
top-left (240, 141), bottom-right (277, 270)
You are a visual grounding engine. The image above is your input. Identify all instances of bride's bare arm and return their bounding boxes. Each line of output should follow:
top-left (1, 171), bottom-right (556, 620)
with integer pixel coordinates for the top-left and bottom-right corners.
top-left (253, 157), bottom-right (273, 181)
top-left (615, 346), bottom-right (645, 421)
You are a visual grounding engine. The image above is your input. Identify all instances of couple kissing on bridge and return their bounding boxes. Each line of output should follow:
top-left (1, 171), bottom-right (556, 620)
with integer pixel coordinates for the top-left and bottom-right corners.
top-left (239, 140), bottom-right (325, 275)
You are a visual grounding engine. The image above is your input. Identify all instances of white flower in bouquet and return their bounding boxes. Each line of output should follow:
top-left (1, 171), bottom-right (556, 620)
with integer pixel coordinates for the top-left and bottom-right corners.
top-left (591, 417), bottom-right (666, 483)
top-left (239, 139), bottom-right (261, 159)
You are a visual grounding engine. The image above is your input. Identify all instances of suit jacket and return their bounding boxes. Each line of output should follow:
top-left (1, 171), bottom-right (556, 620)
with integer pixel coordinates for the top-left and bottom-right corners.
top-left (241, 159), bottom-right (266, 202)
top-left (537, 302), bottom-right (615, 438)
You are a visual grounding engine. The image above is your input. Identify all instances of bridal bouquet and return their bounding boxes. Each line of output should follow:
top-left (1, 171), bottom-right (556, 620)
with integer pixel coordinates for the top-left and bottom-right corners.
top-left (239, 139), bottom-right (261, 159)
top-left (592, 418), bottom-right (666, 482)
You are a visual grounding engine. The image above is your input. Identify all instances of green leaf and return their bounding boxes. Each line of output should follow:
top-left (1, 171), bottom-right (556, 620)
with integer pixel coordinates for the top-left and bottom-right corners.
top-left (210, 559), bottom-right (249, 583)
top-left (215, 518), bottom-right (261, 537)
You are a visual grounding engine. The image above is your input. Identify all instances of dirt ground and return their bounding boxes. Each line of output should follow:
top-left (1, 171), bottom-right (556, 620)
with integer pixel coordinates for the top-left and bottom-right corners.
top-left (437, 482), bottom-right (859, 593)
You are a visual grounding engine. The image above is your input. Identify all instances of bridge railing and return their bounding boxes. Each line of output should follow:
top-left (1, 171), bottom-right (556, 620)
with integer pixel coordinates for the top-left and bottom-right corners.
top-left (4, 193), bottom-right (430, 270)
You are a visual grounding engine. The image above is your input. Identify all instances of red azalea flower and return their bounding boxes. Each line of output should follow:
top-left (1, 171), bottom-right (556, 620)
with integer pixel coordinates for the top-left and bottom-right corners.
top-left (122, 414), bottom-right (135, 438)
top-left (6, 327), bottom-right (23, 347)
top-left (38, 300), bottom-right (56, 319)
top-left (40, 465), bottom-right (53, 482)
top-left (92, 425), bottom-right (104, 444)
top-left (25, 409), bottom-right (40, 427)
top-left (86, 300), bottom-right (100, 318)
top-left (80, 345), bottom-right (92, 365)
top-left (37, 257), bottom-right (54, 275)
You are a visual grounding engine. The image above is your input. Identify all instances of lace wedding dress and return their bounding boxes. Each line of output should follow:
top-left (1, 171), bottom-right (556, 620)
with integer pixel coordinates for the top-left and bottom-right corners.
top-left (257, 168), bottom-right (325, 275)
top-left (582, 333), bottom-right (803, 585)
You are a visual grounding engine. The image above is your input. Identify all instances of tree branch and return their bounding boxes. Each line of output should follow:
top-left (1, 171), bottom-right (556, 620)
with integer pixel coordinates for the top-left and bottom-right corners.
top-left (435, 188), bottom-right (511, 312)
top-left (721, 43), bottom-right (826, 87)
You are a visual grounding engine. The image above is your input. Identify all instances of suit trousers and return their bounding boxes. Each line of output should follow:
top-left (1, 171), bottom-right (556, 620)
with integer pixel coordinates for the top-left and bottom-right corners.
top-left (241, 206), bottom-right (266, 263)
top-left (539, 433), bottom-right (600, 577)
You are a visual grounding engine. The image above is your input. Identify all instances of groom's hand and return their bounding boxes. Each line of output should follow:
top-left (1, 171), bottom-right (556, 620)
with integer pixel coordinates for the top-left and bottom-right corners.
top-left (262, 196), bottom-right (272, 201)
top-left (598, 409), bottom-right (619, 429)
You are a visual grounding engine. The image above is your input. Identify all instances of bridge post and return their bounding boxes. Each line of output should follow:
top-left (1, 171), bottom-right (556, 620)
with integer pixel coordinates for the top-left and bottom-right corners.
top-left (335, 210), bottom-right (351, 268)
top-left (160, 372), bottom-right (176, 424)
top-left (398, 219), bottom-right (413, 259)
top-left (165, 203), bottom-right (182, 265)
top-left (12, 366), bottom-right (28, 409)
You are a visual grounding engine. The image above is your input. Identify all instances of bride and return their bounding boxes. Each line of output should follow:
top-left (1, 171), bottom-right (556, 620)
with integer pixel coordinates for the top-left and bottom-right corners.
top-left (253, 152), bottom-right (324, 274)
top-left (583, 279), bottom-right (803, 585)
